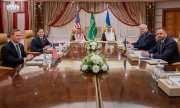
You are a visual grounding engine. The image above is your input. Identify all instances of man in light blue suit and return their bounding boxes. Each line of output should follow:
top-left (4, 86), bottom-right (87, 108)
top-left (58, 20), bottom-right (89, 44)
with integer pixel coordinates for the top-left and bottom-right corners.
top-left (141, 27), bottom-right (180, 64)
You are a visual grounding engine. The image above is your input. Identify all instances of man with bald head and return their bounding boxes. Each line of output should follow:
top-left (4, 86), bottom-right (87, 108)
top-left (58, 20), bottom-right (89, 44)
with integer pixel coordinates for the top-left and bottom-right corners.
top-left (127, 24), bottom-right (156, 51)
top-left (141, 27), bottom-right (180, 64)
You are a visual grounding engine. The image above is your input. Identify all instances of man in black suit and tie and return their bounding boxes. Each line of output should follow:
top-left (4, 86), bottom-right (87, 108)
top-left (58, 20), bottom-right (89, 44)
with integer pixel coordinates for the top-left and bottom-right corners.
top-left (1, 29), bottom-right (33, 68)
top-left (31, 28), bottom-right (51, 52)
top-left (141, 27), bottom-right (180, 64)
top-left (127, 24), bottom-right (156, 51)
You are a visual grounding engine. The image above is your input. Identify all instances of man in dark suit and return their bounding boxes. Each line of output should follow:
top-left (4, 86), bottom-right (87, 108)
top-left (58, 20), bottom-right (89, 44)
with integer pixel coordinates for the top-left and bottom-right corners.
top-left (1, 29), bottom-right (33, 68)
top-left (31, 28), bottom-right (51, 52)
top-left (141, 27), bottom-right (180, 64)
top-left (127, 24), bottom-right (156, 51)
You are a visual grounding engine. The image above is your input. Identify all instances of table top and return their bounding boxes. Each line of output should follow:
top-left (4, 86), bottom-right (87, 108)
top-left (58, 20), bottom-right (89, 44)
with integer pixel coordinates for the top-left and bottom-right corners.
top-left (0, 44), bottom-right (180, 108)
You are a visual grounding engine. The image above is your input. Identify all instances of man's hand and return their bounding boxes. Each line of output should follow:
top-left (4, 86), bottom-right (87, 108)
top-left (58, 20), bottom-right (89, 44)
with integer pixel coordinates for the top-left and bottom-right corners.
top-left (141, 51), bottom-right (149, 57)
top-left (43, 46), bottom-right (48, 51)
top-left (26, 54), bottom-right (34, 61)
top-left (127, 43), bottom-right (134, 48)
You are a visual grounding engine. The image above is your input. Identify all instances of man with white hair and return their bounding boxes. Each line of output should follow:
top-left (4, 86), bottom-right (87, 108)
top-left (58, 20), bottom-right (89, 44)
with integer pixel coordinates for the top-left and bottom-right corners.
top-left (101, 26), bottom-right (116, 41)
top-left (127, 24), bottom-right (156, 51)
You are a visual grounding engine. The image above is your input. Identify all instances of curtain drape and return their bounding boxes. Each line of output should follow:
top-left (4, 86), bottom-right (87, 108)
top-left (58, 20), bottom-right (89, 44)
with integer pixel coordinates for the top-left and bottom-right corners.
top-left (0, 1), bottom-right (4, 33)
top-left (24, 1), bottom-right (29, 30)
top-left (109, 2), bottom-right (145, 26)
top-left (44, 2), bottom-right (145, 38)
top-left (44, 2), bottom-right (145, 29)
top-left (49, 9), bottom-right (141, 41)
top-left (3, 2), bottom-right (13, 35)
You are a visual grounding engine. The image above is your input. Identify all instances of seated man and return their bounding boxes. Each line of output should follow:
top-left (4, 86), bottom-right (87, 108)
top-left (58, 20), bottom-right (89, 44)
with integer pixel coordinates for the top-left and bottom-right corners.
top-left (141, 27), bottom-right (180, 64)
top-left (1, 29), bottom-right (33, 68)
top-left (127, 24), bottom-right (156, 51)
top-left (70, 27), bottom-right (87, 41)
top-left (31, 28), bottom-right (51, 52)
top-left (101, 26), bottom-right (116, 41)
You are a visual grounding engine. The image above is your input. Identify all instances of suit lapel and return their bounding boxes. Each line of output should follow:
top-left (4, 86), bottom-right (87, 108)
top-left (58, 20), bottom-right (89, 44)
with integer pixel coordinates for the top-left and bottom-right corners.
top-left (9, 41), bottom-right (19, 58)
top-left (37, 36), bottom-right (44, 47)
top-left (160, 37), bottom-right (168, 53)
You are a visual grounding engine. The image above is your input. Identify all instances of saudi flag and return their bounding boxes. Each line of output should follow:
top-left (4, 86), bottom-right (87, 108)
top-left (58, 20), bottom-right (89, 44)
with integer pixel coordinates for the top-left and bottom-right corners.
top-left (88, 12), bottom-right (97, 41)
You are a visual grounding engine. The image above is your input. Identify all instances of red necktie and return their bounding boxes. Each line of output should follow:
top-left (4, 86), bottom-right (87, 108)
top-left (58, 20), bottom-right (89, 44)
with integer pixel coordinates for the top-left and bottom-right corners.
top-left (41, 39), bottom-right (45, 46)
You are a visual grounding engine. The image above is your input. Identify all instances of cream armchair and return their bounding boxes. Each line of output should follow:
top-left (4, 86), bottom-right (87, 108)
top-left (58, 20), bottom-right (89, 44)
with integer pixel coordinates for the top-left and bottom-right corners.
top-left (172, 33), bottom-right (180, 66)
top-left (0, 33), bottom-right (13, 77)
top-left (24, 30), bottom-right (39, 56)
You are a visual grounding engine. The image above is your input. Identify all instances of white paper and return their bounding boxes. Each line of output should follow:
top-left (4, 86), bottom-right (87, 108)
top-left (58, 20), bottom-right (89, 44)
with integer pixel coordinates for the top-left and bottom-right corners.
top-left (169, 76), bottom-right (180, 86)
top-left (19, 66), bottom-right (42, 75)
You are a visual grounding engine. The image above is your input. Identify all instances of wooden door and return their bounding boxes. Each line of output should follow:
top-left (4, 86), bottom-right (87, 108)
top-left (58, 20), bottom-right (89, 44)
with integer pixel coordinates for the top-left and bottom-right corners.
top-left (175, 11), bottom-right (180, 37)
top-left (163, 9), bottom-right (180, 37)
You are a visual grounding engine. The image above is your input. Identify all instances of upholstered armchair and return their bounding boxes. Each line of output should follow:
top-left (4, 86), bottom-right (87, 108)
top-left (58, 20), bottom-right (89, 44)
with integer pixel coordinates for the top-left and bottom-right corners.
top-left (0, 33), bottom-right (13, 77)
top-left (172, 33), bottom-right (180, 66)
top-left (24, 30), bottom-right (39, 56)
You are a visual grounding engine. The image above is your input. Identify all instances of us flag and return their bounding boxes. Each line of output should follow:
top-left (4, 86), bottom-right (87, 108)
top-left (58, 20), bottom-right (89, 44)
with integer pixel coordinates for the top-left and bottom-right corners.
top-left (75, 11), bottom-right (81, 29)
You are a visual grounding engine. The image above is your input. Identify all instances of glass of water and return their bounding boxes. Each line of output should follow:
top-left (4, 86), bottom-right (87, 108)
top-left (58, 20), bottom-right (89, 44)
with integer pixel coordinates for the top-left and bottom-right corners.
top-left (46, 54), bottom-right (52, 71)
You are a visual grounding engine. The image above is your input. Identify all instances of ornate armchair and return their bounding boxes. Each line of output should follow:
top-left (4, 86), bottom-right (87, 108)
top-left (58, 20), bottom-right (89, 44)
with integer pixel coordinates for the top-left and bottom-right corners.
top-left (172, 33), bottom-right (180, 66)
top-left (24, 30), bottom-right (39, 56)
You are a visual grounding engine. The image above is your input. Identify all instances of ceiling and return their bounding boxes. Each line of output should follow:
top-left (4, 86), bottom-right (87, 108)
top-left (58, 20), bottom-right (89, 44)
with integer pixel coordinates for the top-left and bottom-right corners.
top-left (2, 0), bottom-right (174, 2)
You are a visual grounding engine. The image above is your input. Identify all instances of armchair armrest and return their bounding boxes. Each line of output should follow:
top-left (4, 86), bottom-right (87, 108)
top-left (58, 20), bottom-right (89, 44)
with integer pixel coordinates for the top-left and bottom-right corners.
top-left (0, 66), bottom-right (13, 70)
top-left (0, 66), bottom-right (13, 77)
top-left (172, 62), bottom-right (180, 65)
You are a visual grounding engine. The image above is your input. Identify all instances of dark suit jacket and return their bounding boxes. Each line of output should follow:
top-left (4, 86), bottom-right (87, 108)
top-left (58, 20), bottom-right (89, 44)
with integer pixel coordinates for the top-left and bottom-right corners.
top-left (132, 32), bottom-right (156, 51)
top-left (148, 36), bottom-right (180, 64)
top-left (101, 32), bottom-right (117, 41)
top-left (1, 41), bottom-right (26, 68)
top-left (31, 35), bottom-right (51, 52)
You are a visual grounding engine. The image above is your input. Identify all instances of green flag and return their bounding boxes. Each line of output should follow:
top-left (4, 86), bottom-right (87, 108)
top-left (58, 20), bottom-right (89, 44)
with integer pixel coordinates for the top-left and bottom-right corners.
top-left (88, 12), bottom-right (97, 41)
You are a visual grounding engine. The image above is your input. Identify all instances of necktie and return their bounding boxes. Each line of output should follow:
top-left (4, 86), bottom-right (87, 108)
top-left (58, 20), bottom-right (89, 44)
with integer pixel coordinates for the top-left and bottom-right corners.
top-left (41, 38), bottom-right (45, 46)
top-left (160, 42), bottom-right (163, 54)
top-left (16, 45), bottom-right (21, 58)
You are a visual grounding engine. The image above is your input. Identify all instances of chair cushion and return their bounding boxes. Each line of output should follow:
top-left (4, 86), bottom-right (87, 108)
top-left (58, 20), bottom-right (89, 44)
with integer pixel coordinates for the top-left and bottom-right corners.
top-left (24, 30), bottom-right (33, 39)
top-left (0, 34), bottom-right (7, 45)
top-left (177, 41), bottom-right (180, 56)
top-left (24, 30), bottom-right (33, 53)
top-left (0, 34), bottom-right (7, 66)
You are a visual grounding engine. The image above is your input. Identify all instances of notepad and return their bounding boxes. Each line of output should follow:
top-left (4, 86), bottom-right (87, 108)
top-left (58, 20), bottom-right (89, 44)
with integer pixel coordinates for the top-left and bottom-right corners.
top-left (33, 54), bottom-right (44, 61)
top-left (26, 61), bottom-right (43, 66)
top-left (19, 66), bottom-right (43, 75)
top-left (140, 57), bottom-right (152, 60)
top-left (142, 59), bottom-right (168, 65)
top-left (169, 76), bottom-right (180, 86)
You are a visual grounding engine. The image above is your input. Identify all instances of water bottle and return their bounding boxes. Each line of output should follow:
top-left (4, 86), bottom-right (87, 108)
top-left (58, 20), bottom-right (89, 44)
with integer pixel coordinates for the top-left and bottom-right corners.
top-left (152, 60), bottom-right (164, 80)
top-left (157, 59), bottom-right (160, 67)
top-left (59, 43), bottom-right (63, 52)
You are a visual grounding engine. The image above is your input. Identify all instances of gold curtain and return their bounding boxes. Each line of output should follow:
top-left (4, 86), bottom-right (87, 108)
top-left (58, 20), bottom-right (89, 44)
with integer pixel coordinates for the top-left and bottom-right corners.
top-left (109, 2), bottom-right (145, 26)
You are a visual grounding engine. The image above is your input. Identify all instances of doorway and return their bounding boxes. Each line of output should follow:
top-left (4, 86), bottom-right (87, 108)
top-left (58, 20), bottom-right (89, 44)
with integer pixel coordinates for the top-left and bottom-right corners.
top-left (163, 8), bottom-right (180, 37)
